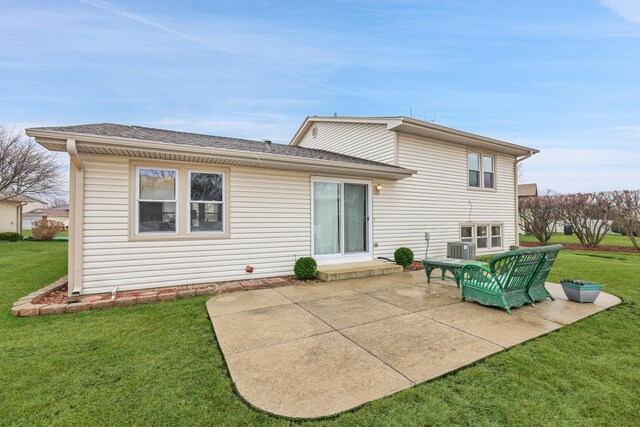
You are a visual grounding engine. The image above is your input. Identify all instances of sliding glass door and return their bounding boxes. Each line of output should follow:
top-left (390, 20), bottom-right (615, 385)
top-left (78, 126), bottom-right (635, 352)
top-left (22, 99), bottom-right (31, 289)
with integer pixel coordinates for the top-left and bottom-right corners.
top-left (313, 179), bottom-right (371, 261)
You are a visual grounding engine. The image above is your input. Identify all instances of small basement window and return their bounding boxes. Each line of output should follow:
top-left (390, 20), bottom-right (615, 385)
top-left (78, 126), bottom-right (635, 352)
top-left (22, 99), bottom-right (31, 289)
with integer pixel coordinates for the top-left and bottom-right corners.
top-left (460, 223), bottom-right (503, 250)
top-left (461, 225), bottom-right (474, 243)
top-left (491, 225), bottom-right (502, 248)
top-left (137, 167), bottom-right (178, 233)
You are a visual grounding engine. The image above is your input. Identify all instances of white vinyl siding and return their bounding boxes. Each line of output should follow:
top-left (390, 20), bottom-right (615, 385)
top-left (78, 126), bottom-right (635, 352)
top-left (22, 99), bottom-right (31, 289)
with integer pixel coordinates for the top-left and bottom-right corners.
top-left (298, 122), bottom-right (396, 164)
top-left (371, 133), bottom-right (516, 260)
top-left (80, 156), bottom-right (310, 294)
top-left (0, 202), bottom-right (20, 233)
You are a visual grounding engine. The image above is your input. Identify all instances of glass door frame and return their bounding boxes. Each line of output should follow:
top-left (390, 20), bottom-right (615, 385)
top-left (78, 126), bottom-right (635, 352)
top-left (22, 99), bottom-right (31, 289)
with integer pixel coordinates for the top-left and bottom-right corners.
top-left (311, 176), bottom-right (373, 264)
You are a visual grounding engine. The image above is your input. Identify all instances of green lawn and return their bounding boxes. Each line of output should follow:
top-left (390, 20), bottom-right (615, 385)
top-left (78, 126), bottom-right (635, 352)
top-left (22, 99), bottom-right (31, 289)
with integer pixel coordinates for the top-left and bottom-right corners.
top-left (520, 232), bottom-right (635, 248)
top-left (1, 242), bottom-right (639, 426)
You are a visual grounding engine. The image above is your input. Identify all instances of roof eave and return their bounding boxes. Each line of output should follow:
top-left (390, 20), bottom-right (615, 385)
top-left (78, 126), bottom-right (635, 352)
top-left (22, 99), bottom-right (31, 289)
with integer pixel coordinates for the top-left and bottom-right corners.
top-left (26, 129), bottom-right (416, 181)
top-left (390, 118), bottom-right (538, 156)
top-left (289, 116), bottom-right (539, 156)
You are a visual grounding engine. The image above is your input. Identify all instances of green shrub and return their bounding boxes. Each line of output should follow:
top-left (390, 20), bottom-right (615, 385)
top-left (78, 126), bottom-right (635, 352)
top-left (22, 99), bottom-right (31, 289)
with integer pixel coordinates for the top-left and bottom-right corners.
top-left (294, 257), bottom-right (317, 280)
top-left (0, 232), bottom-right (23, 242)
top-left (394, 247), bottom-right (414, 266)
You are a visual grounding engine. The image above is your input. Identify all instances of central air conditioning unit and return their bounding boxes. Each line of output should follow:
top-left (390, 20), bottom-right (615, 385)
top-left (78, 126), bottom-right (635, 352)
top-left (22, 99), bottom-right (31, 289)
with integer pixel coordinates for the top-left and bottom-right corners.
top-left (447, 241), bottom-right (477, 260)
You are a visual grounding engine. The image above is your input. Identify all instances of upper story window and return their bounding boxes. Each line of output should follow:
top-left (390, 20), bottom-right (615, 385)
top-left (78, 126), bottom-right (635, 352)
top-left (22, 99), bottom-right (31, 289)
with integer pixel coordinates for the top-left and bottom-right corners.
top-left (468, 152), bottom-right (496, 190)
top-left (137, 168), bottom-right (178, 233)
top-left (189, 172), bottom-right (224, 233)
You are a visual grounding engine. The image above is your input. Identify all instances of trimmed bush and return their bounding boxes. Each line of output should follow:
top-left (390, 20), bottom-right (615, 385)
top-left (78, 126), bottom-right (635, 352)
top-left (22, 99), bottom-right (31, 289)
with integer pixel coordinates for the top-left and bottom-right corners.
top-left (294, 257), bottom-right (317, 280)
top-left (394, 247), bottom-right (414, 267)
top-left (0, 232), bottom-right (22, 242)
top-left (32, 219), bottom-right (65, 241)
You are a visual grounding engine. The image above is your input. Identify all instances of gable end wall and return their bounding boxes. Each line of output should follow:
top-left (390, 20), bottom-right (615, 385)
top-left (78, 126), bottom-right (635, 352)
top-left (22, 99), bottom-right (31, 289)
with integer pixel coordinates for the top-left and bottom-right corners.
top-left (298, 122), bottom-right (396, 165)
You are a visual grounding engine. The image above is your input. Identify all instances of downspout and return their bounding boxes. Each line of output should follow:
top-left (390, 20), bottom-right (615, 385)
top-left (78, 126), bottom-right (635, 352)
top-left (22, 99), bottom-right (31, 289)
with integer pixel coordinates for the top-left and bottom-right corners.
top-left (67, 139), bottom-right (84, 296)
top-left (514, 151), bottom-right (535, 245)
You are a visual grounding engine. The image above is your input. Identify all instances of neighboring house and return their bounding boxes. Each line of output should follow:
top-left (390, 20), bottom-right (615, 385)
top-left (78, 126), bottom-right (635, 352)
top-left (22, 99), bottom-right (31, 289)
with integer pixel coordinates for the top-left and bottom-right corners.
top-left (518, 183), bottom-right (538, 198)
top-left (0, 194), bottom-right (46, 233)
top-left (26, 117), bottom-right (538, 295)
top-left (22, 206), bottom-right (70, 230)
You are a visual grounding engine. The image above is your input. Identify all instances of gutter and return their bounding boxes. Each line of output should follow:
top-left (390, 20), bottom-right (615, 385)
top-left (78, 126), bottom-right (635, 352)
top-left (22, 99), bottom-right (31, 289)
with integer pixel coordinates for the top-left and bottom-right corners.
top-left (514, 150), bottom-right (536, 244)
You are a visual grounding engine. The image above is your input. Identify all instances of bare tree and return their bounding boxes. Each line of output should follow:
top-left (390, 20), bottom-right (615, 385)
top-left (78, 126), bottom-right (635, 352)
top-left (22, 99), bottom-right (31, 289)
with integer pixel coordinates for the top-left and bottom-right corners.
top-left (519, 192), bottom-right (560, 244)
top-left (49, 197), bottom-right (69, 208)
top-left (558, 192), bottom-right (617, 247)
top-left (0, 125), bottom-right (63, 202)
top-left (611, 190), bottom-right (640, 250)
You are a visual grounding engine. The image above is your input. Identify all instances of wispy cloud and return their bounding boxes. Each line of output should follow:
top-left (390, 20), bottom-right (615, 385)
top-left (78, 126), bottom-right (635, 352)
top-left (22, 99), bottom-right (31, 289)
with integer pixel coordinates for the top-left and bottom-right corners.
top-left (601, 0), bottom-right (640, 23)
top-left (77, 0), bottom-right (406, 110)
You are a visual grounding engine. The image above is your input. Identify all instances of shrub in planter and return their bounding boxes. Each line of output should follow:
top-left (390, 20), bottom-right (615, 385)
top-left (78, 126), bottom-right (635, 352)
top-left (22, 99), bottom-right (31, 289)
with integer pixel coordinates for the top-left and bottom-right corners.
top-left (0, 232), bottom-right (22, 242)
top-left (32, 219), bottom-right (65, 241)
top-left (394, 247), bottom-right (414, 267)
top-left (294, 257), bottom-right (318, 280)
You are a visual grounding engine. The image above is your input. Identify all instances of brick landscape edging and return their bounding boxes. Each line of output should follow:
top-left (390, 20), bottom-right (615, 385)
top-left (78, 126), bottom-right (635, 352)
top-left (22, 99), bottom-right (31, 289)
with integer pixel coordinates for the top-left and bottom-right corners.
top-left (11, 276), bottom-right (293, 317)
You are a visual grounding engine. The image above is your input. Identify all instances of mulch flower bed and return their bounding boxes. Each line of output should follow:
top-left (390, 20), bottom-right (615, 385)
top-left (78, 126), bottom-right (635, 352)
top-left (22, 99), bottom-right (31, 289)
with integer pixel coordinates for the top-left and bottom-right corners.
top-left (520, 241), bottom-right (640, 254)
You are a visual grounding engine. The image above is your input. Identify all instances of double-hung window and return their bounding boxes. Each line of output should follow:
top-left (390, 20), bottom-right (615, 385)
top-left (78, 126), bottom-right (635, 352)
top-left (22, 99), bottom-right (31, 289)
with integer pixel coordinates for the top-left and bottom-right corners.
top-left (491, 225), bottom-right (502, 247)
top-left (483, 155), bottom-right (494, 188)
top-left (189, 171), bottom-right (224, 233)
top-left (476, 225), bottom-right (488, 249)
top-left (468, 153), bottom-right (481, 188)
top-left (461, 225), bottom-right (474, 243)
top-left (137, 167), bottom-right (178, 233)
top-left (468, 152), bottom-right (496, 189)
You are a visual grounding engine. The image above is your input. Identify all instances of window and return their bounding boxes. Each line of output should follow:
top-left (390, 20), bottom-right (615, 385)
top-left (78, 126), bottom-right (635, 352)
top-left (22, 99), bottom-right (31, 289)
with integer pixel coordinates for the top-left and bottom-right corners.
top-left (476, 225), bottom-right (488, 248)
top-left (483, 155), bottom-right (494, 189)
top-left (491, 225), bottom-right (502, 247)
top-left (189, 172), bottom-right (224, 232)
top-left (468, 153), bottom-right (480, 187)
top-left (137, 168), bottom-right (177, 233)
top-left (460, 223), bottom-right (503, 250)
top-left (461, 226), bottom-right (474, 243)
top-left (468, 152), bottom-right (495, 190)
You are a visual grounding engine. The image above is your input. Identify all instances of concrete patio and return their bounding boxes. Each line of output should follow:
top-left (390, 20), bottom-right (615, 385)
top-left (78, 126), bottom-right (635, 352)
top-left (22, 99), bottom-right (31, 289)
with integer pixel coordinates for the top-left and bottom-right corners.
top-left (206, 270), bottom-right (621, 419)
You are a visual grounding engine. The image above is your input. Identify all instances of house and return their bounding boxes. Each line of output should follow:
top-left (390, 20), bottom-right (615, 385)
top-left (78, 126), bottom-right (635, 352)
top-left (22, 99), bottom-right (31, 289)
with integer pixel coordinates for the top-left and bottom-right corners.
top-left (518, 183), bottom-right (538, 198)
top-left (22, 206), bottom-right (70, 230)
top-left (26, 117), bottom-right (538, 295)
top-left (0, 194), bottom-right (46, 233)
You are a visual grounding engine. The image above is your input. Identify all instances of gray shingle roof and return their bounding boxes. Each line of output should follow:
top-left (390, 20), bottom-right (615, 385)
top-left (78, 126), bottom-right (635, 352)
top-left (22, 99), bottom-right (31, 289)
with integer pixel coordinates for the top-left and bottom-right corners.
top-left (30, 123), bottom-right (399, 168)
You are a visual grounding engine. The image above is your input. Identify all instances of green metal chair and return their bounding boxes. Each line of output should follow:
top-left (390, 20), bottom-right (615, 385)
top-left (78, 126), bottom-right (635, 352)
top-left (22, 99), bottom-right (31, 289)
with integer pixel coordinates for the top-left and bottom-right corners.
top-left (460, 245), bottom-right (563, 314)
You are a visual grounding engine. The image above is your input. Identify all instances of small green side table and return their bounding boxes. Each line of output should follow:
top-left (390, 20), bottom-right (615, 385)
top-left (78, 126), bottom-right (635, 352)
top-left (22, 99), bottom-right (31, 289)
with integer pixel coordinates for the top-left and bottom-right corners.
top-left (422, 258), bottom-right (489, 287)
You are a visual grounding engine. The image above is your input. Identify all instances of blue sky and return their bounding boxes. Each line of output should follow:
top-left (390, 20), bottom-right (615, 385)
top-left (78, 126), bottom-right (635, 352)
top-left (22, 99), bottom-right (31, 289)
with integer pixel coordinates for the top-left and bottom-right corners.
top-left (1, 0), bottom-right (639, 192)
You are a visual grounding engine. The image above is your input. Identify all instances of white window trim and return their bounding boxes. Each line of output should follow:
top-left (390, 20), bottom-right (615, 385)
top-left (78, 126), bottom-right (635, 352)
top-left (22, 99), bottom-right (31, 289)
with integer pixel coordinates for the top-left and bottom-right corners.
top-left (187, 170), bottom-right (226, 234)
top-left (467, 151), bottom-right (497, 191)
top-left (460, 223), bottom-right (504, 251)
top-left (135, 166), bottom-right (179, 236)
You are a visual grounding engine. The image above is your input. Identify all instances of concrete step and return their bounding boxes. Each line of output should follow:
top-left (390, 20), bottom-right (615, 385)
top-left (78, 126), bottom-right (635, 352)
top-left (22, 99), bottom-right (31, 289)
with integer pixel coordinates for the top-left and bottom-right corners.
top-left (317, 261), bottom-right (403, 282)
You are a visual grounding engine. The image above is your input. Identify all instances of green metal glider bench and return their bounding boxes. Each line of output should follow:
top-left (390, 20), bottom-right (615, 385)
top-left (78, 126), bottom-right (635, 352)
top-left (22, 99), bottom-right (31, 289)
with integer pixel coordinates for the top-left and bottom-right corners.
top-left (460, 245), bottom-right (563, 314)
